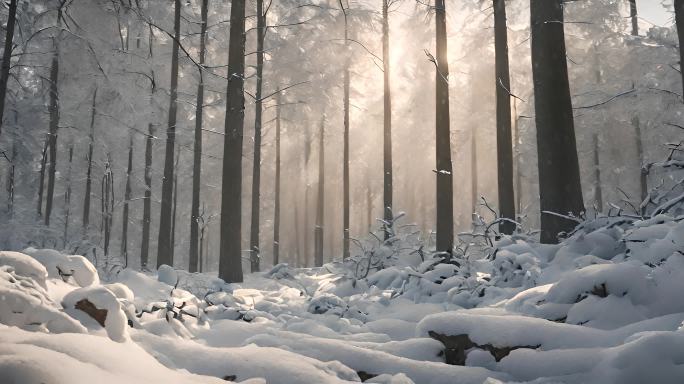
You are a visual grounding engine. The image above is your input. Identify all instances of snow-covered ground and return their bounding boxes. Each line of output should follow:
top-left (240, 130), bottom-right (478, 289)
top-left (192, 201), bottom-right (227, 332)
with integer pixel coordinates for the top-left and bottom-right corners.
top-left (1, 214), bottom-right (684, 383)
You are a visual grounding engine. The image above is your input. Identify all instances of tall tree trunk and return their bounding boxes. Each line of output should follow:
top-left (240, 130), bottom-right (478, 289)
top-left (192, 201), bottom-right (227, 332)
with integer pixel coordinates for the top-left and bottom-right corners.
top-left (315, 116), bottom-right (325, 267)
top-left (63, 144), bottom-right (73, 247)
top-left (121, 136), bottom-right (133, 268)
top-left (294, 199), bottom-right (301, 267)
top-left (45, 46), bottom-right (60, 227)
top-left (494, 0), bottom-right (515, 234)
top-left (435, 0), bottom-right (453, 253)
top-left (592, 133), bottom-right (603, 214)
top-left (102, 158), bottom-right (114, 258)
top-left (303, 123), bottom-right (312, 267)
top-left (382, 0), bottom-right (393, 238)
top-left (676, 0), bottom-right (684, 98)
top-left (249, 0), bottom-right (266, 273)
top-left (83, 88), bottom-right (97, 232)
top-left (629, 0), bottom-right (638, 36)
top-left (157, 0), bottom-right (181, 268)
top-left (170, 148), bottom-right (179, 263)
top-left (273, 100), bottom-right (281, 265)
top-left (0, 0), bottom-right (17, 137)
top-left (190, 0), bottom-right (208, 273)
top-left (366, 171), bottom-right (372, 233)
top-left (633, 116), bottom-right (647, 206)
top-left (339, 1), bottom-right (351, 260)
top-left (471, 122), bottom-right (478, 221)
top-left (141, 123), bottom-right (154, 270)
top-left (6, 114), bottom-right (17, 218)
top-left (530, 0), bottom-right (584, 243)
top-left (219, 0), bottom-right (246, 283)
top-left (513, 101), bottom-right (523, 214)
top-left (37, 135), bottom-right (48, 218)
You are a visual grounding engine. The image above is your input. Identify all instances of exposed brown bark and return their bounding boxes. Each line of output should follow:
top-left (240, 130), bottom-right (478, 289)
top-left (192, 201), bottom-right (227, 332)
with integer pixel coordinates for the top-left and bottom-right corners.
top-left (435, 0), bottom-right (454, 253)
top-left (530, 0), bottom-right (585, 243)
top-left (157, 0), bottom-right (181, 268)
top-left (219, 0), bottom-right (247, 283)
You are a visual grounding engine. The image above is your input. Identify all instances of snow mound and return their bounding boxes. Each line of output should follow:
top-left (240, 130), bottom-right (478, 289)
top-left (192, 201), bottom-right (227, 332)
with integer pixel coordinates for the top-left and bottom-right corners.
top-left (0, 265), bottom-right (86, 334)
top-left (157, 264), bottom-right (178, 286)
top-left (23, 247), bottom-right (99, 287)
top-left (62, 286), bottom-right (129, 342)
top-left (0, 250), bottom-right (49, 289)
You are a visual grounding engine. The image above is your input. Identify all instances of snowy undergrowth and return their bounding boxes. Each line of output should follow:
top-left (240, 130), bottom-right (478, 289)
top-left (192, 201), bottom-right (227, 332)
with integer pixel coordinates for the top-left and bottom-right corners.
top-left (1, 213), bottom-right (684, 383)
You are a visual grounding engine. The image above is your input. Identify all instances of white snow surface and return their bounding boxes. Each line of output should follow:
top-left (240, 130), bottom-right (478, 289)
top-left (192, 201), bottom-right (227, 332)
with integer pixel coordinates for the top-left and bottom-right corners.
top-left (1, 215), bottom-right (683, 383)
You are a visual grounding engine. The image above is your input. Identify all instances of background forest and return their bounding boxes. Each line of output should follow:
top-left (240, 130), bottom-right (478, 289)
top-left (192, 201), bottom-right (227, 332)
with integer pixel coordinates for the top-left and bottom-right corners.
top-left (0, 0), bottom-right (681, 279)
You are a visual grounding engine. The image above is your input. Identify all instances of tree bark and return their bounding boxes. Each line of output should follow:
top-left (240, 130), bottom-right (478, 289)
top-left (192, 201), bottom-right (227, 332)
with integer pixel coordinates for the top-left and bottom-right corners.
top-left (83, 87), bottom-right (97, 232)
top-left (170, 148), bottom-right (179, 263)
top-left (0, 0), bottom-right (17, 137)
top-left (315, 116), bottom-right (325, 267)
top-left (382, 0), bottom-right (393, 238)
top-left (219, 0), bottom-right (246, 283)
top-left (471, 123), bottom-right (478, 221)
top-left (190, 0), bottom-right (209, 273)
top-left (63, 144), bottom-right (73, 247)
top-left (273, 100), bottom-right (281, 265)
top-left (157, 0), bottom-right (181, 268)
top-left (121, 136), bottom-right (133, 268)
top-left (6, 113), bottom-right (17, 218)
top-left (676, 0), bottom-right (684, 98)
top-left (632, 116), bottom-right (647, 206)
top-left (249, 0), bottom-right (267, 272)
top-left (141, 123), bottom-right (154, 270)
top-left (37, 135), bottom-right (48, 218)
top-left (340, 0), bottom-right (351, 260)
top-left (530, 0), bottom-right (584, 243)
top-left (45, 47), bottom-right (59, 227)
top-left (629, 0), bottom-right (638, 37)
top-left (592, 133), bottom-right (603, 214)
top-left (435, 0), bottom-right (454, 253)
top-left (494, 0), bottom-right (515, 234)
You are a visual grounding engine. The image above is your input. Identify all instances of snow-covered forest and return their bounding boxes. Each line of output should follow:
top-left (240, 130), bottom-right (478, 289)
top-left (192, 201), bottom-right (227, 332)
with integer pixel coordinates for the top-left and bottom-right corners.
top-left (1, 0), bottom-right (683, 383)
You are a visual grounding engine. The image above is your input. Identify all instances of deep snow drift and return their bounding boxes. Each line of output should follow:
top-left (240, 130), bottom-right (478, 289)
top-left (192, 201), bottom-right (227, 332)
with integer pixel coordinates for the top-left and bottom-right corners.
top-left (1, 214), bottom-right (684, 383)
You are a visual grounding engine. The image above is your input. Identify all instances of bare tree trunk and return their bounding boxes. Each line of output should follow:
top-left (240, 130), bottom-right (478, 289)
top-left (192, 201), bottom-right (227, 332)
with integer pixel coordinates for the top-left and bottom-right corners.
top-left (629, 0), bottom-right (638, 37)
top-left (340, 1), bottom-right (351, 260)
top-left (676, 0), bottom-right (684, 98)
top-left (102, 158), bottom-right (114, 258)
top-left (249, 0), bottom-right (267, 273)
top-left (592, 133), bottom-right (603, 214)
top-left (471, 124), bottom-right (478, 221)
top-left (531, 0), bottom-right (584, 243)
top-left (190, 0), bottom-right (208, 273)
top-left (382, 0), bottom-right (393, 238)
top-left (157, 0), bottom-right (181, 268)
top-left (294, 199), bottom-right (301, 267)
top-left (494, 0), bottom-right (515, 234)
top-left (366, 171), bottom-right (372, 233)
top-left (0, 0), bottom-right (17, 137)
top-left (121, 136), bottom-right (133, 268)
top-left (315, 116), bottom-right (325, 267)
top-left (513, 101), bottom-right (523, 215)
top-left (219, 0), bottom-right (246, 283)
top-left (141, 123), bottom-right (154, 270)
top-left (435, 0), bottom-right (453, 253)
top-left (37, 135), bottom-right (48, 218)
top-left (83, 88), bottom-right (97, 232)
top-left (199, 203), bottom-right (206, 272)
top-left (633, 116), bottom-right (647, 206)
top-left (273, 100), bottom-right (281, 265)
top-left (170, 148), bottom-right (179, 263)
top-left (45, 48), bottom-right (60, 227)
top-left (6, 113), bottom-right (17, 217)
top-left (63, 144), bottom-right (73, 247)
